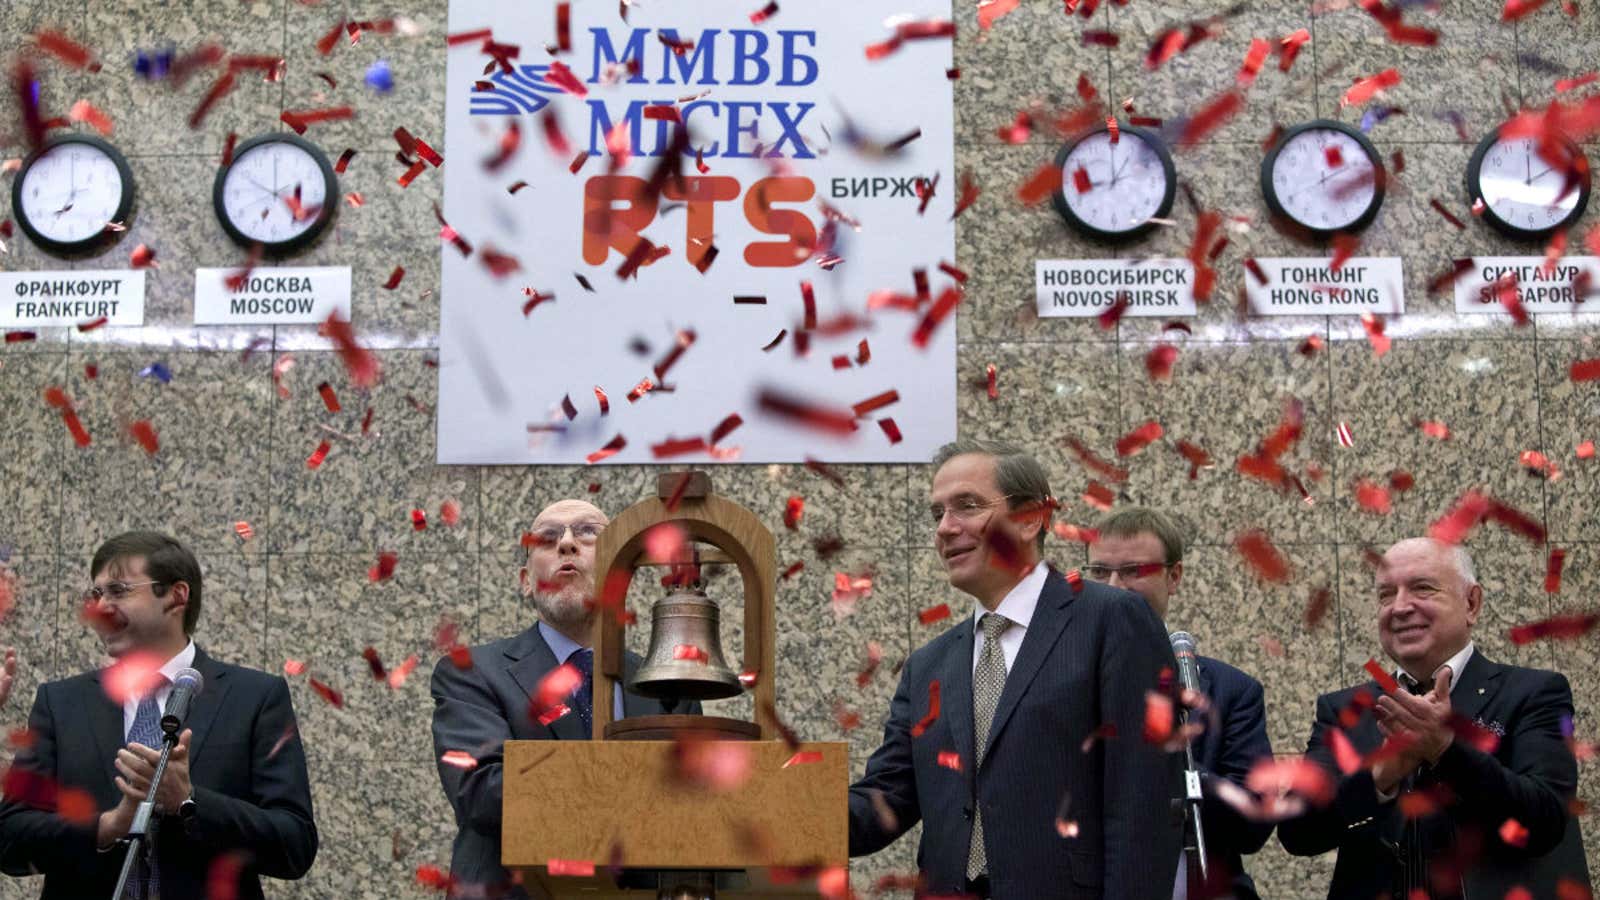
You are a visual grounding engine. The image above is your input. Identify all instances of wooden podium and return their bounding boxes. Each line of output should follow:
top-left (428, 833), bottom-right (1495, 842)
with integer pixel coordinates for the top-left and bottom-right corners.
top-left (502, 473), bottom-right (849, 898)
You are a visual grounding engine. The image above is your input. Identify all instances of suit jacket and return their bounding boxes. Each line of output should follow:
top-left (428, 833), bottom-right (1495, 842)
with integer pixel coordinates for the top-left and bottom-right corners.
top-left (0, 647), bottom-right (317, 900)
top-left (429, 624), bottom-right (700, 900)
top-left (848, 569), bottom-right (1183, 899)
top-left (1277, 651), bottom-right (1589, 899)
top-left (1189, 656), bottom-right (1275, 900)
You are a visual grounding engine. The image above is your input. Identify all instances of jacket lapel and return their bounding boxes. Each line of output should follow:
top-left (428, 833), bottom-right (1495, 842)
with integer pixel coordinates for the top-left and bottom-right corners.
top-left (940, 619), bottom-right (976, 775)
top-left (86, 671), bottom-right (128, 786)
top-left (183, 647), bottom-right (230, 763)
top-left (1447, 650), bottom-right (1501, 727)
top-left (506, 625), bottom-right (588, 740)
top-left (983, 569), bottom-right (1076, 764)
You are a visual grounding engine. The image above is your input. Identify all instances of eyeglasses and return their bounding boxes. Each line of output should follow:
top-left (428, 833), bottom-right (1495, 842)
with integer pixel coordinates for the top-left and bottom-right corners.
top-left (529, 522), bottom-right (605, 547)
top-left (81, 580), bottom-right (163, 603)
top-left (1081, 562), bottom-right (1169, 582)
top-left (928, 495), bottom-right (1021, 524)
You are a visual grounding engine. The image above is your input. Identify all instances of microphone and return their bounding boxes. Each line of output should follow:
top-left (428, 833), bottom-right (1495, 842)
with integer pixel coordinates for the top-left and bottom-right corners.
top-left (161, 668), bottom-right (204, 736)
top-left (1170, 631), bottom-right (1202, 696)
top-left (1168, 631), bottom-right (1210, 885)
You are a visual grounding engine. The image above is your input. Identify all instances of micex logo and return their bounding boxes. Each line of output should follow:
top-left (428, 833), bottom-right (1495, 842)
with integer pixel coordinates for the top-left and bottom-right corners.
top-left (469, 65), bottom-right (563, 115)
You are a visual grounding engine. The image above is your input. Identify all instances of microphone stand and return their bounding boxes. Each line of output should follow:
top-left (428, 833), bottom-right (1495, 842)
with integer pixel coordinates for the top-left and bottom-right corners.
top-left (1179, 711), bottom-right (1210, 888)
top-left (109, 728), bottom-right (179, 900)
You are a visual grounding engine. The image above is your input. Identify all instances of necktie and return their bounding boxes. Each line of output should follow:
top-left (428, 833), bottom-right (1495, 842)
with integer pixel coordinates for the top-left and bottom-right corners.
top-left (967, 613), bottom-right (1011, 880)
top-left (570, 648), bottom-right (594, 735)
top-left (127, 683), bottom-right (166, 900)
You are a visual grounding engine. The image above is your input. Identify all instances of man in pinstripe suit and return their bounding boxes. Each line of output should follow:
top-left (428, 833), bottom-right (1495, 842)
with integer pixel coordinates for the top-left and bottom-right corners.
top-left (848, 440), bottom-right (1183, 898)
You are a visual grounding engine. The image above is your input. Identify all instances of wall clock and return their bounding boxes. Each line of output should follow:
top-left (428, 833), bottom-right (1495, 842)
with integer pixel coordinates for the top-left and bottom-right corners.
top-left (1051, 121), bottom-right (1176, 242)
top-left (11, 134), bottom-right (136, 255)
top-left (213, 133), bottom-right (337, 254)
top-left (1465, 126), bottom-right (1590, 239)
top-left (1261, 120), bottom-right (1386, 238)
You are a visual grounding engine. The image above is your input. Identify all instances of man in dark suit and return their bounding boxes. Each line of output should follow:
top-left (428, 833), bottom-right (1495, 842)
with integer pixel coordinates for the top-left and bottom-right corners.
top-left (849, 440), bottom-right (1182, 899)
top-left (1087, 507), bottom-right (1274, 900)
top-left (1279, 537), bottom-right (1589, 898)
top-left (0, 530), bottom-right (317, 900)
top-left (431, 499), bottom-right (697, 900)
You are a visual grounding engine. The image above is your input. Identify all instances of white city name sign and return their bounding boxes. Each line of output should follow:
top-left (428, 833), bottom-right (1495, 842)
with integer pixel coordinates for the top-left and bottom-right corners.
top-left (0, 270), bottom-right (146, 327)
top-left (1035, 259), bottom-right (1198, 318)
top-left (1244, 257), bottom-right (1405, 316)
top-left (194, 266), bottom-right (351, 325)
top-left (1454, 256), bottom-right (1600, 314)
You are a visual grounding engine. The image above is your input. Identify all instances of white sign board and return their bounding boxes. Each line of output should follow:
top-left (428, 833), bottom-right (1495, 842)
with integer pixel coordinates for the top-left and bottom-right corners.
top-left (0, 270), bottom-right (145, 327)
top-left (1243, 257), bottom-right (1405, 316)
top-left (193, 266), bottom-right (351, 325)
top-left (1454, 257), bottom-right (1600, 314)
top-left (438, 1), bottom-right (956, 464)
top-left (1035, 259), bottom-right (1198, 318)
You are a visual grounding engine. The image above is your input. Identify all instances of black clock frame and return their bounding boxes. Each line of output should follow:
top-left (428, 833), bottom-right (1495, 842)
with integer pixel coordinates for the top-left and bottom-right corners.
top-left (1051, 121), bottom-right (1176, 243)
top-left (212, 132), bottom-right (338, 255)
top-left (1260, 119), bottom-right (1387, 239)
top-left (1465, 126), bottom-right (1591, 240)
top-left (11, 133), bottom-right (136, 256)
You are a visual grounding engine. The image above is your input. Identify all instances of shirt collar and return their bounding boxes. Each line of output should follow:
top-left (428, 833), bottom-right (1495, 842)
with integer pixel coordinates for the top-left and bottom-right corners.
top-left (537, 620), bottom-right (588, 664)
top-left (160, 640), bottom-right (197, 684)
top-left (1397, 641), bottom-right (1474, 694)
top-left (972, 562), bottom-right (1049, 634)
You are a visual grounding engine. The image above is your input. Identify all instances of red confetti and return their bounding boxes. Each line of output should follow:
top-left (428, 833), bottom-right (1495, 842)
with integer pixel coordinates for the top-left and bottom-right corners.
top-left (1363, 657), bottom-right (1402, 695)
top-left (985, 363), bottom-right (999, 400)
top-left (35, 30), bottom-right (96, 70)
top-left (1546, 548), bottom-right (1566, 594)
top-left (1556, 72), bottom-right (1599, 94)
top-left (1577, 440), bottom-right (1595, 459)
top-left (1143, 691), bottom-right (1175, 744)
top-left (1115, 420), bottom-right (1163, 457)
top-left (410, 508), bottom-right (428, 531)
top-left (1502, 0), bottom-right (1551, 20)
top-left (319, 315), bottom-right (381, 388)
top-left (548, 859), bottom-right (595, 877)
top-left (585, 433), bottom-right (626, 464)
top-left (280, 107), bottom-right (354, 134)
top-left (1305, 586), bottom-right (1332, 629)
top-left (879, 418), bottom-right (903, 444)
top-left (911, 287), bottom-right (963, 347)
top-left (368, 551), bottom-right (398, 582)
top-left (1145, 343), bottom-right (1179, 381)
top-left (1341, 68), bottom-right (1401, 108)
top-left (783, 496), bottom-right (804, 530)
top-left (1429, 197), bottom-right (1466, 230)
top-left (782, 750), bottom-right (824, 767)
top-left (1353, 478), bottom-right (1392, 514)
top-left (1509, 610), bottom-right (1600, 644)
top-left (1278, 28), bottom-right (1310, 72)
top-left (1237, 38), bottom-right (1270, 87)
top-left (918, 603), bottom-right (951, 625)
top-left (1082, 480), bottom-right (1115, 511)
top-left (749, 1), bottom-right (781, 24)
top-left (1235, 529), bottom-right (1291, 582)
top-left (1359, 311), bottom-right (1390, 357)
top-left (308, 678), bottom-right (344, 708)
top-left (130, 244), bottom-right (157, 269)
top-left (1417, 419), bottom-right (1452, 440)
top-left (316, 381), bottom-right (341, 412)
top-left (381, 267), bottom-right (405, 290)
top-left (334, 148), bottom-right (356, 173)
top-left (1098, 293), bottom-right (1131, 329)
top-left (1570, 358), bottom-right (1600, 381)
top-left (1180, 91), bottom-right (1243, 145)
top-left (77, 317), bottom-right (107, 332)
top-left (935, 751), bottom-right (961, 771)
top-left (306, 440), bottom-right (332, 470)
top-left (1016, 163), bottom-right (1064, 206)
top-left (127, 420), bottom-right (159, 455)
top-left (67, 99), bottom-right (112, 136)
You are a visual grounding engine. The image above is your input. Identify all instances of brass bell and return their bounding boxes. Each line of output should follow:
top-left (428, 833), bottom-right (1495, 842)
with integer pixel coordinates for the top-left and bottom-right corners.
top-left (631, 578), bottom-right (743, 702)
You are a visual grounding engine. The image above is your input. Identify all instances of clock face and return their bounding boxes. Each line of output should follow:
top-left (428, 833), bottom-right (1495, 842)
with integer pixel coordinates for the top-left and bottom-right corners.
top-left (1469, 133), bottom-right (1589, 236)
top-left (215, 136), bottom-right (334, 250)
top-left (14, 138), bottom-right (132, 250)
top-left (1053, 126), bottom-right (1175, 240)
top-left (1264, 123), bottom-right (1384, 234)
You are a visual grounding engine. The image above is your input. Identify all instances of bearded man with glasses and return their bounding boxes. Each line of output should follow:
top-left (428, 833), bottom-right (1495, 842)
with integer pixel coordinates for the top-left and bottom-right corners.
top-left (0, 530), bottom-right (317, 900)
top-left (848, 440), bottom-right (1182, 899)
top-left (429, 499), bottom-right (700, 899)
top-left (1086, 507), bottom-right (1274, 900)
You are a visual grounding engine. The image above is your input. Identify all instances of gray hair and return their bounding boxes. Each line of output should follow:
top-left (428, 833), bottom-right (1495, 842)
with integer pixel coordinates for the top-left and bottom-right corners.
top-left (1448, 543), bottom-right (1478, 587)
top-left (931, 439), bottom-right (1053, 552)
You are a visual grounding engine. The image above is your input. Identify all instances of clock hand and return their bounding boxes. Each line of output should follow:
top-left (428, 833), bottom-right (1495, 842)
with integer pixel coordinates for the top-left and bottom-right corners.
top-left (1525, 153), bottom-right (1532, 185)
top-left (1528, 167), bottom-right (1554, 182)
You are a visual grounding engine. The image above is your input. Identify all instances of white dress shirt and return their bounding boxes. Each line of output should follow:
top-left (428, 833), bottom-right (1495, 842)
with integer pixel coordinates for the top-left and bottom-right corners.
top-left (120, 640), bottom-right (196, 739)
top-left (969, 561), bottom-right (1049, 674)
top-left (1396, 642), bottom-right (1475, 695)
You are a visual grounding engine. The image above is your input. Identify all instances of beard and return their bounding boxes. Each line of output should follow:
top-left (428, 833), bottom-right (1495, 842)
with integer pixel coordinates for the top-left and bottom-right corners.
top-left (533, 579), bottom-right (594, 631)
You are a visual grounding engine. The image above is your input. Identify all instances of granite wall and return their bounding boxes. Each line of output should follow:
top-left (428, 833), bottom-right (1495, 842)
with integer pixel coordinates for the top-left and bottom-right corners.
top-left (1, 1), bottom-right (1597, 897)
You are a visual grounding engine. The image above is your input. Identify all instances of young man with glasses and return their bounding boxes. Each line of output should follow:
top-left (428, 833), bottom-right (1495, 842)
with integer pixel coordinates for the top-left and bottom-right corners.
top-left (848, 440), bottom-right (1181, 899)
top-left (1086, 507), bottom-right (1274, 900)
top-left (430, 499), bottom-right (699, 899)
top-left (0, 530), bottom-right (317, 899)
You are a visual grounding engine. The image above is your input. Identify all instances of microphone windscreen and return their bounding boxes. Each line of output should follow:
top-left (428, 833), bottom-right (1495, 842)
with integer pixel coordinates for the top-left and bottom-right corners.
top-left (172, 667), bottom-right (204, 696)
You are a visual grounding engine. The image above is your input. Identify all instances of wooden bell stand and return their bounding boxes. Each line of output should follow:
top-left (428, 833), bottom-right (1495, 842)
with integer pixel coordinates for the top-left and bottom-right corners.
top-left (501, 473), bottom-right (848, 898)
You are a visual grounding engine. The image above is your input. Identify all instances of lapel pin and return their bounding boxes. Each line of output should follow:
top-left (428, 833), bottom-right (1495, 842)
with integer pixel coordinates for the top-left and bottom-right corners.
top-left (1477, 688), bottom-right (1485, 694)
